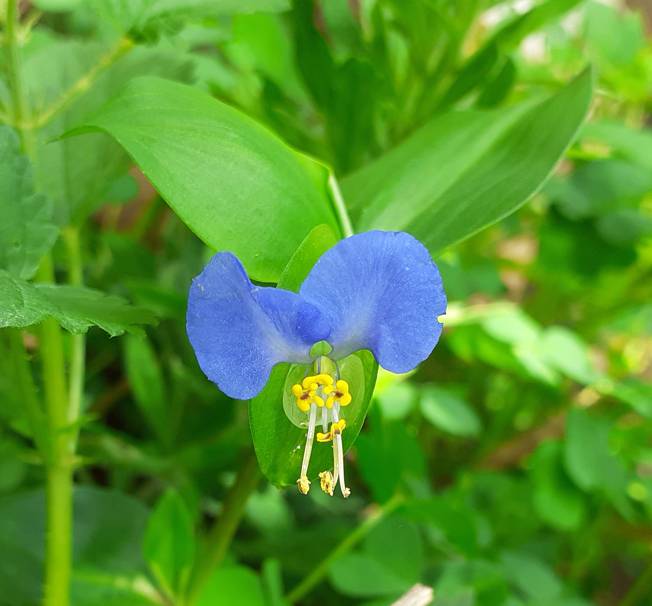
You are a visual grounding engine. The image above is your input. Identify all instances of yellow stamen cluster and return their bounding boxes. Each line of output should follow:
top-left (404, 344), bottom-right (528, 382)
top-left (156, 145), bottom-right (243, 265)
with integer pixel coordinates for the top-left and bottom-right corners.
top-left (317, 419), bottom-right (347, 442)
top-left (291, 374), bottom-right (334, 411)
top-left (293, 366), bottom-right (352, 498)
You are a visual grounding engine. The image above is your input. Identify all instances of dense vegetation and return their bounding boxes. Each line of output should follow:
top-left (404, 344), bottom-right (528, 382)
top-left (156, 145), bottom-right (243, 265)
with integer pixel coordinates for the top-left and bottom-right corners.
top-left (0, 1), bottom-right (651, 605)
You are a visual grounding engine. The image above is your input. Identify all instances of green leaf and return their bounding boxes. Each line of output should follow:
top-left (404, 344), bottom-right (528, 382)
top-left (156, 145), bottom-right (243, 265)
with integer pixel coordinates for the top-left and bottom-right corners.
top-left (249, 225), bottom-right (378, 486)
top-left (143, 490), bottom-right (195, 598)
top-left (329, 517), bottom-right (423, 598)
top-left (0, 126), bottom-right (58, 279)
top-left (500, 551), bottom-right (563, 601)
top-left (610, 379), bottom-right (652, 418)
top-left (564, 409), bottom-right (630, 511)
top-left (0, 270), bottom-right (156, 336)
top-left (419, 386), bottom-right (481, 437)
top-left (23, 38), bottom-right (191, 225)
top-left (440, 0), bottom-right (583, 108)
top-left (530, 441), bottom-right (586, 531)
top-left (66, 76), bottom-right (340, 282)
top-left (356, 410), bottom-right (425, 503)
top-left (582, 120), bottom-right (652, 170)
top-left (71, 570), bottom-right (160, 606)
top-left (541, 327), bottom-right (599, 384)
top-left (123, 334), bottom-right (170, 445)
top-left (93, 0), bottom-right (289, 39)
top-left (376, 381), bottom-right (417, 421)
top-left (342, 69), bottom-right (593, 254)
top-left (195, 566), bottom-right (266, 606)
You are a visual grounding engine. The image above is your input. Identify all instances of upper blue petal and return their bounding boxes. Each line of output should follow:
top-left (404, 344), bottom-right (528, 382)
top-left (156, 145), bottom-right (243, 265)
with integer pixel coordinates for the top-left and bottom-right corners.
top-left (187, 252), bottom-right (330, 399)
top-left (299, 231), bottom-right (447, 373)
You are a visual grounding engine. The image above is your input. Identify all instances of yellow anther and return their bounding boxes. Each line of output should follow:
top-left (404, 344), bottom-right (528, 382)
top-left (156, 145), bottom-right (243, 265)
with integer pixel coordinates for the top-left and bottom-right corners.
top-left (297, 475), bottom-right (311, 495)
top-left (319, 471), bottom-right (335, 496)
top-left (316, 419), bottom-right (347, 442)
top-left (324, 379), bottom-right (352, 408)
top-left (291, 383), bottom-right (324, 412)
top-left (301, 373), bottom-right (333, 389)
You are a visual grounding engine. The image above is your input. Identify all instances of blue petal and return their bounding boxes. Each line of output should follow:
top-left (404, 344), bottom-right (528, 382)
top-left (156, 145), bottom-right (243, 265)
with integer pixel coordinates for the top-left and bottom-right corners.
top-left (187, 253), bottom-right (330, 399)
top-left (300, 231), bottom-right (447, 373)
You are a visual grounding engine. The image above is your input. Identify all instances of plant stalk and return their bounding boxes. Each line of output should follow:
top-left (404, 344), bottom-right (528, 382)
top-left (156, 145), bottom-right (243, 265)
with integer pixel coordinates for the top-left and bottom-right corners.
top-left (4, 4), bottom-right (74, 605)
top-left (285, 493), bottom-right (404, 604)
top-left (38, 257), bottom-right (73, 606)
top-left (328, 174), bottom-right (354, 238)
top-left (63, 227), bottom-right (85, 450)
top-left (186, 453), bottom-right (261, 604)
top-left (29, 36), bottom-right (134, 130)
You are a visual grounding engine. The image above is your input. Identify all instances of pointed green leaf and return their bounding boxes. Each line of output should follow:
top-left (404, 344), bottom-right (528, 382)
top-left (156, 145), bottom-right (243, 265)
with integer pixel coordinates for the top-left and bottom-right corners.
top-left (343, 69), bottom-right (593, 254)
top-left (123, 335), bottom-right (170, 445)
top-left (66, 77), bottom-right (340, 282)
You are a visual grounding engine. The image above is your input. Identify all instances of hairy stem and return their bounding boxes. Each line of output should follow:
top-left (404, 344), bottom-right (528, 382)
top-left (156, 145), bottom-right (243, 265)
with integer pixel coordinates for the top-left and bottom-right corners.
top-left (285, 493), bottom-right (405, 604)
top-left (186, 453), bottom-right (261, 604)
top-left (328, 174), bottom-right (354, 238)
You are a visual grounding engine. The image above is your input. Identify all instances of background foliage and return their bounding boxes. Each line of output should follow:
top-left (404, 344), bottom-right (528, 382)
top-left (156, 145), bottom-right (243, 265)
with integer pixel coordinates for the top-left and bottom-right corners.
top-left (0, 0), bottom-right (651, 605)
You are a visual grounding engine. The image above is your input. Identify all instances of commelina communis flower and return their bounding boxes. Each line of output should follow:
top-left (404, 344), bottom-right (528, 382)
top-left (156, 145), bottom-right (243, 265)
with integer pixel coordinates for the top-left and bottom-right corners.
top-left (187, 230), bottom-right (447, 497)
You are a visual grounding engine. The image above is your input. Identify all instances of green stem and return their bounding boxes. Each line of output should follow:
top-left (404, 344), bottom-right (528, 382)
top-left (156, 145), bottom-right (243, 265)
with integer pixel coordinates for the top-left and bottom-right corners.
top-left (63, 227), bottom-right (85, 449)
top-left (4, 5), bottom-right (73, 604)
top-left (328, 174), bottom-right (354, 237)
top-left (4, 0), bottom-right (25, 128)
top-left (38, 257), bottom-right (73, 606)
top-left (285, 493), bottom-right (405, 604)
top-left (186, 454), bottom-right (261, 604)
top-left (29, 36), bottom-right (133, 130)
top-left (620, 561), bottom-right (652, 606)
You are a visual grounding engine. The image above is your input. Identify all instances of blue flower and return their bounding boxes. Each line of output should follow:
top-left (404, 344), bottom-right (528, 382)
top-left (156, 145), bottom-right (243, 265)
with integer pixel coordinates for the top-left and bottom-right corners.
top-left (187, 230), bottom-right (447, 496)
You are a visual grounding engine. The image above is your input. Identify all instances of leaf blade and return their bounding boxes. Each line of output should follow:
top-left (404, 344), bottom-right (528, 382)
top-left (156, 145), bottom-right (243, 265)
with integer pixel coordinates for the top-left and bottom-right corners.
top-left (66, 76), bottom-right (340, 282)
top-left (343, 69), bottom-right (593, 254)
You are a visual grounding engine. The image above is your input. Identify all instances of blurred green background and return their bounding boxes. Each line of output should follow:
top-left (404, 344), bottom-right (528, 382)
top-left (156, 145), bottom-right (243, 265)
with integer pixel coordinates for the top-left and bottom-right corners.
top-left (0, 1), bottom-right (651, 605)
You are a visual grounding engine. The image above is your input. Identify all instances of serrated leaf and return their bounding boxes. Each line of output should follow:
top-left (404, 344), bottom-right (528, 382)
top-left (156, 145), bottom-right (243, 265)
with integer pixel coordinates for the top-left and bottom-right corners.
top-left (249, 225), bottom-right (379, 486)
top-left (65, 76), bottom-right (340, 282)
top-left (0, 270), bottom-right (156, 336)
top-left (0, 126), bottom-right (58, 279)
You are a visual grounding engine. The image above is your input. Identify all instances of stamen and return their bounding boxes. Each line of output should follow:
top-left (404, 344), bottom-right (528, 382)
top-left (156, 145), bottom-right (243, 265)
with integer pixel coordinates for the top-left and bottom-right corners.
top-left (297, 402), bottom-right (317, 494)
top-left (332, 403), bottom-right (350, 498)
top-left (321, 405), bottom-right (328, 432)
